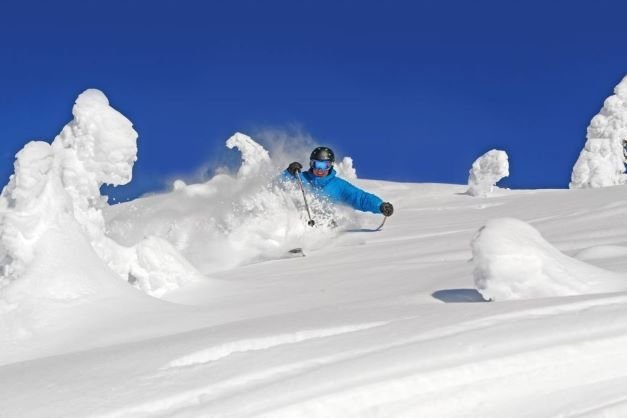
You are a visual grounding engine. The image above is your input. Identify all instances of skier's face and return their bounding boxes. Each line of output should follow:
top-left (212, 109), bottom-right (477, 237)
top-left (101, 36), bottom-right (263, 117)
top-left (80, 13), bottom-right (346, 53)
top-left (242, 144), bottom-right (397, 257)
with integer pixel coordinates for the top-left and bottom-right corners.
top-left (312, 168), bottom-right (330, 177)
top-left (310, 159), bottom-right (332, 177)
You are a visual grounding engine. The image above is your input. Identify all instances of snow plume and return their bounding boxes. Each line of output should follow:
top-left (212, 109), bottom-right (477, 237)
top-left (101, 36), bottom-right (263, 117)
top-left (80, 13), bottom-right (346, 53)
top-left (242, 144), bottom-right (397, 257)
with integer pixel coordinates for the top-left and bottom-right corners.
top-left (251, 126), bottom-right (317, 170)
top-left (0, 89), bottom-right (203, 299)
top-left (570, 75), bottom-right (627, 188)
top-left (471, 218), bottom-right (627, 301)
top-left (467, 149), bottom-right (509, 197)
top-left (108, 133), bottom-right (353, 273)
top-left (248, 126), bottom-right (357, 179)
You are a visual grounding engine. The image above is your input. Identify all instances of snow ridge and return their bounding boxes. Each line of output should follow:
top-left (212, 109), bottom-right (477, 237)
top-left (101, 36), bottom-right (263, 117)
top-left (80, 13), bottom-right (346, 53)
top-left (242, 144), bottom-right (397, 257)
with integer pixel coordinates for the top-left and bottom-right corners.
top-left (163, 321), bottom-right (389, 369)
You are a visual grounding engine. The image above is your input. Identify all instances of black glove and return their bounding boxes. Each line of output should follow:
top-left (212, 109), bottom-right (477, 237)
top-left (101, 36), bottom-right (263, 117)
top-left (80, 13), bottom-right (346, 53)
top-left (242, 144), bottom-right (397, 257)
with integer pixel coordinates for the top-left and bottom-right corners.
top-left (287, 162), bottom-right (303, 176)
top-left (380, 202), bottom-right (394, 217)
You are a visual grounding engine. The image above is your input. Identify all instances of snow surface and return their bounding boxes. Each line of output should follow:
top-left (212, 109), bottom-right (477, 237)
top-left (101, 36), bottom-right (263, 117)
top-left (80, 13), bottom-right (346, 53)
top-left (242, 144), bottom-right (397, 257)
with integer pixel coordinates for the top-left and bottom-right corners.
top-left (4, 95), bottom-right (627, 417)
top-left (467, 149), bottom-right (509, 197)
top-left (570, 75), bottom-right (627, 188)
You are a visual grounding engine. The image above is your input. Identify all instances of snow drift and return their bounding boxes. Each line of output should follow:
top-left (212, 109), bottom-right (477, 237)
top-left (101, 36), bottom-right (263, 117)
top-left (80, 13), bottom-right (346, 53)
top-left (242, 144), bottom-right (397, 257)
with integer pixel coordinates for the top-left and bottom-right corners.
top-left (570, 75), bottom-right (627, 188)
top-left (472, 217), bottom-right (627, 300)
top-left (467, 149), bottom-right (509, 197)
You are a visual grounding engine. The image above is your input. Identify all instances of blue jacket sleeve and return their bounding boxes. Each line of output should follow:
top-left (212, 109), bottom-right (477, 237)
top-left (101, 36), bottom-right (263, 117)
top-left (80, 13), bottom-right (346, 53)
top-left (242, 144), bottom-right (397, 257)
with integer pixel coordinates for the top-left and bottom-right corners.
top-left (279, 169), bottom-right (305, 183)
top-left (336, 179), bottom-right (383, 214)
top-left (280, 169), bottom-right (293, 182)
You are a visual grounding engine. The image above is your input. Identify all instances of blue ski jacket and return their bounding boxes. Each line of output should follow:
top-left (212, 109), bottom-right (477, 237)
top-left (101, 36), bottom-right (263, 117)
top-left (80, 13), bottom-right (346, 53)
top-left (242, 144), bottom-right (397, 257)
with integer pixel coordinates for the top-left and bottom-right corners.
top-left (281, 168), bottom-right (383, 214)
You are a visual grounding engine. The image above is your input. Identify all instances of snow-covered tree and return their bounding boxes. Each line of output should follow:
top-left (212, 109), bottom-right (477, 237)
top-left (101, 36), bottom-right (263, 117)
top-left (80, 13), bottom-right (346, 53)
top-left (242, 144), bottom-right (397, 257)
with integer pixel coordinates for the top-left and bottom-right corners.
top-left (335, 156), bottom-right (357, 179)
top-left (467, 149), bottom-right (509, 197)
top-left (226, 132), bottom-right (271, 178)
top-left (570, 75), bottom-right (627, 189)
top-left (0, 89), bottom-right (203, 296)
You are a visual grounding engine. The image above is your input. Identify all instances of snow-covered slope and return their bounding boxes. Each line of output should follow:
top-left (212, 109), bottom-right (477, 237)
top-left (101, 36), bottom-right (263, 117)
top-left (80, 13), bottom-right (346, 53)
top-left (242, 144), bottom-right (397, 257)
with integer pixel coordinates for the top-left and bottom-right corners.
top-left (3, 90), bottom-right (627, 417)
top-left (3, 179), bottom-right (627, 417)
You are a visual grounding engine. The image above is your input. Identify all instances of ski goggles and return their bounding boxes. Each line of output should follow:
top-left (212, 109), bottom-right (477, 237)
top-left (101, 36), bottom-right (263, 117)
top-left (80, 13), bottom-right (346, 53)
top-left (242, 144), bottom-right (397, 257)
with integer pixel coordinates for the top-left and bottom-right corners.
top-left (310, 159), bottom-right (333, 170)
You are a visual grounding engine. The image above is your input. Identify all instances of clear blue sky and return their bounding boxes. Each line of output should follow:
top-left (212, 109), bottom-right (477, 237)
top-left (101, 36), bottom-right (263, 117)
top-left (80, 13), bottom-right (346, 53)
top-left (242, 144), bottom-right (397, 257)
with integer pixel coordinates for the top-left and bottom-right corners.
top-left (2, 0), bottom-right (627, 200)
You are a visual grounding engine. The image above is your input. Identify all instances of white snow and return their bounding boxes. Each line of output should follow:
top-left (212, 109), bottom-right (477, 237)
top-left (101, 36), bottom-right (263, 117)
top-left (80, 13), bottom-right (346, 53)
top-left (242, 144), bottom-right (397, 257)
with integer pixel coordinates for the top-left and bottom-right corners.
top-left (335, 156), bottom-right (357, 179)
top-left (472, 217), bottom-right (627, 301)
top-left (225, 132), bottom-right (272, 178)
top-left (467, 149), bottom-right (509, 196)
top-left (570, 75), bottom-right (627, 188)
top-left (5, 94), bottom-right (627, 417)
top-left (0, 89), bottom-right (204, 301)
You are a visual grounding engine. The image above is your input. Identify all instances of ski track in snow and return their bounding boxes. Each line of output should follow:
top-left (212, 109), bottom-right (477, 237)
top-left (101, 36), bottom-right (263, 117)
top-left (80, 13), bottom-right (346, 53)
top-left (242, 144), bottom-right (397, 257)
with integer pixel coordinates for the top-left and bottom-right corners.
top-left (97, 344), bottom-right (387, 418)
top-left (224, 301), bottom-right (627, 417)
top-left (88, 292), bottom-right (627, 418)
top-left (4, 290), bottom-right (627, 418)
top-left (370, 228), bottom-right (475, 244)
top-left (162, 321), bottom-right (390, 369)
top-left (99, 317), bottom-right (627, 418)
top-left (565, 396), bottom-right (627, 418)
top-left (248, 333), bottom-right (627, 418)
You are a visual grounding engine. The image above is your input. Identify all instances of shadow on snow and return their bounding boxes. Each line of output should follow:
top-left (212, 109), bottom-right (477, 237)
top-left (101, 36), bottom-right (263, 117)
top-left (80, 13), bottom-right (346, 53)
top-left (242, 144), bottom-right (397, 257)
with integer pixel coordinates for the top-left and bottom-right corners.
top-left (432, 288), bottom-right (489, 303)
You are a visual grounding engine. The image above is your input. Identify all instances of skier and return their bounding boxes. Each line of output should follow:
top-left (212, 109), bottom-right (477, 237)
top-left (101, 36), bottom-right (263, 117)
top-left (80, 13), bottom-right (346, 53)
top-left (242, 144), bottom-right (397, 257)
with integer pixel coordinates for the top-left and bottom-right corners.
top-left (283, 146), bottom-right (394, 217)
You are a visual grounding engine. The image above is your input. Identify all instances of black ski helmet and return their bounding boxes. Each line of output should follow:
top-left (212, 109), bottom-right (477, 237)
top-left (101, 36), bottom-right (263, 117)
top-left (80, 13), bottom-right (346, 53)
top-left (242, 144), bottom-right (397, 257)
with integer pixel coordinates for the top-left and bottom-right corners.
top-left (310, 146), bottom-right (335, 163)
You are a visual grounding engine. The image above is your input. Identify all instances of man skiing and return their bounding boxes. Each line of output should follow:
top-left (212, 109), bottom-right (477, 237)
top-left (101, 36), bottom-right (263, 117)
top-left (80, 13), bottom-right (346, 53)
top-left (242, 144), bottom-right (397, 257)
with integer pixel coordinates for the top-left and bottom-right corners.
top-left (283, 146), bottom-right (394, 217)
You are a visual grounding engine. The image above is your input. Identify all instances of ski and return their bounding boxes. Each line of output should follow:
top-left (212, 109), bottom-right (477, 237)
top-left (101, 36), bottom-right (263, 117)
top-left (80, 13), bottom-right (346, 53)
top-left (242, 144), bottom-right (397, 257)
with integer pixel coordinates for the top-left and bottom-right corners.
top-left (288, 248), bottom-right (306, 257)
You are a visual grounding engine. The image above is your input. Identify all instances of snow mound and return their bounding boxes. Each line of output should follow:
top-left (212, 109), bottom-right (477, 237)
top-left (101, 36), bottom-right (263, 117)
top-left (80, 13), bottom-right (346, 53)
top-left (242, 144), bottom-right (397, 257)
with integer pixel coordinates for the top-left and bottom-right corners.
top-left (467, 149), bottom-right (509, 197)
top-left (570, 75), bottom-right (627, 188)
top-left (0, 214), bottom-right (160, 350)
top-left (471, 217), bottom-right (627, 300)
top-left (0, 89), bottom-right (203, 300)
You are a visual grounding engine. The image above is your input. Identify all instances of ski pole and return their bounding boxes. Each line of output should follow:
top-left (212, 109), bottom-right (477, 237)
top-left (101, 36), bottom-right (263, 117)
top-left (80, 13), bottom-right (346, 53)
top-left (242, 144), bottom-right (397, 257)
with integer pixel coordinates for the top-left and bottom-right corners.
top-left (375, 215), bottom-right (388, 231)
top-left (295, 170), bottom-right (315, 227)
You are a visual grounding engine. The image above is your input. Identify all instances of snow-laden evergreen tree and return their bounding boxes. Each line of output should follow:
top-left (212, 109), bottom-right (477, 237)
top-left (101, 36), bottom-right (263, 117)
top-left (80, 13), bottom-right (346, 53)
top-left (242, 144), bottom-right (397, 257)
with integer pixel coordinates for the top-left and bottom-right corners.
top-left (467, 149), bottom-right (509, 197)
top-left (0, 89), bottom-right (204, 296)
top-left (570, 76), bottom-right (627, 188)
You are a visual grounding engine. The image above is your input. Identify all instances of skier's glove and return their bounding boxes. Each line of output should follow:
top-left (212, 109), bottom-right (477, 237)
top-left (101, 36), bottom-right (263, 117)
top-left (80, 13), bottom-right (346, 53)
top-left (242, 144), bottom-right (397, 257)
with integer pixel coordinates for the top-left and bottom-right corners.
top-left (287, 162), bottom-right (303, 176)
top-left (380, 202), bottom-right (394, 217)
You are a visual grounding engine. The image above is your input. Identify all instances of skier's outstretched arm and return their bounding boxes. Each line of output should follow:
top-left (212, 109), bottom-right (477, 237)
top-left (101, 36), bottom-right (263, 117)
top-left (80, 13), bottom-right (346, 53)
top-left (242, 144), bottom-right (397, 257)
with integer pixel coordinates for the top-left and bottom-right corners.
top-left (338, 179), bottom-right (389, 214)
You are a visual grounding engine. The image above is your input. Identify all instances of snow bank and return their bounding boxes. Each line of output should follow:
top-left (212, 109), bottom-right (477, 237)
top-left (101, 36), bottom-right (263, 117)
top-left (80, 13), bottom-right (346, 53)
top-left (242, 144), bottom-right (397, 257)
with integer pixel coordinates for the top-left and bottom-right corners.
top-left (467, 149), bottom-right (509, 197)
top-left (570, 75), bottom-right (627, 188)
top-left (471, 218), bottom-right (627, 300)
top-left (1, 220), bottom-right (148, 312)
top-left (0, 89), bottom-right (203, 300)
